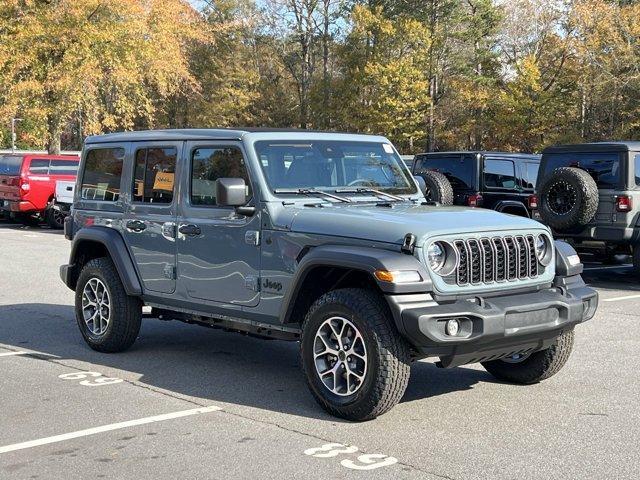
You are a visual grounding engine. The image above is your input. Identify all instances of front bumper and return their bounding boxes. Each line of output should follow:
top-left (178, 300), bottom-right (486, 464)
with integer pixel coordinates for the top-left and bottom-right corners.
top-left (388, 275), bottom-right (598, 368)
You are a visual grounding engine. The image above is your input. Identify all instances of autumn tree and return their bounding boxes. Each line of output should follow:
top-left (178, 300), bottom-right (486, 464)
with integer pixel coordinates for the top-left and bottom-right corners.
top-left (0, 0), bottom-right (203, 153)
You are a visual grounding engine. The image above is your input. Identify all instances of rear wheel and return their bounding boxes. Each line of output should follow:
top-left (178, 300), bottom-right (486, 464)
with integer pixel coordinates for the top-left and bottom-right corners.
top-left (300, 288), bottom-right (411, 421)
top-left (45, 202), bottom-right (65, 229)
top-left (481, 330), bottom-right (574, 384)
top-left (75, 257), bottom-right (142, 352)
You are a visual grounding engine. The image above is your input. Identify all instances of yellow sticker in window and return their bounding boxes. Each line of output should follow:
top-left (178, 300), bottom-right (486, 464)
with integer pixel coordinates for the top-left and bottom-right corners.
top-left (153, 172), bottom-right (174, 192)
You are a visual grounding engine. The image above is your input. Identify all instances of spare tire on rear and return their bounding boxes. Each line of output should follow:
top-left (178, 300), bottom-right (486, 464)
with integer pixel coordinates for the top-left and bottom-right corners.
top-left (538, 167), bottom-right (598, 231)
top-left (419, 170), bottom-right (453, 205)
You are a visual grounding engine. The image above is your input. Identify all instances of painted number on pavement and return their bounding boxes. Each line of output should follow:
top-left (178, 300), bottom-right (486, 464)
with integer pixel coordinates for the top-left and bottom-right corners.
top-left (58, 371), bottom-right (123, 387)
top-left (304, 443), bottom-right (398, 471)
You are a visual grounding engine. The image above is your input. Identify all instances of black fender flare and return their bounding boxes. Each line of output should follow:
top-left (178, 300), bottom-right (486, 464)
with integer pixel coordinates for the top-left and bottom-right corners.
top-left (280, 244), bottom-right (432, 323)
top-left (66, 226), bottom-right (143, 296)
top-left (495, 200), bottom-right (530, 217)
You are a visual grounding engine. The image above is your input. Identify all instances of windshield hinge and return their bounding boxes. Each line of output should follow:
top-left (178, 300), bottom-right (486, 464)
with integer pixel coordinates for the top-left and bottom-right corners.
top-left (401, 233), bottom-right (416, 255)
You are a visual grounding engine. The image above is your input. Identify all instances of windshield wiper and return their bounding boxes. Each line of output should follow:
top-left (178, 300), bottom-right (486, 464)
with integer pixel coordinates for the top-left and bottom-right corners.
top-left (335, 187), bottom-right (406, 202)
top-left (274, 188), bottom-right (352, 203)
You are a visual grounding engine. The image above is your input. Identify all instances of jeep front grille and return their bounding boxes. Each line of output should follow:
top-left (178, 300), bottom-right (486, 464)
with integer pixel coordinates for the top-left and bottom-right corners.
top-left (452, 235), bottom-right (539, 286)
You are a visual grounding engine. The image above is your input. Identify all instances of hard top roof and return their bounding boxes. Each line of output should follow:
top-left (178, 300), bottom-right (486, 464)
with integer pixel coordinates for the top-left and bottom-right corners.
top-left (542, 141), bottom-right (640, 154)
top-left (84, 128), bottom-right (385, 144)
top-left (415, 151), bottom-right (540, 158)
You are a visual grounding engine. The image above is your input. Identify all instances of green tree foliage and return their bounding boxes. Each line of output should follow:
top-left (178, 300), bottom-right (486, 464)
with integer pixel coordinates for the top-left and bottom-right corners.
top-left (2, 0), bottom-right (640, 153)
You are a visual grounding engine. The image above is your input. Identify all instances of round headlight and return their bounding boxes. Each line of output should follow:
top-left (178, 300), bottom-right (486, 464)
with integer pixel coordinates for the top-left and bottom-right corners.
top-left (427, 242), bottom-right (446, 272)
top-left (535, 235), bottom-right (552, 266)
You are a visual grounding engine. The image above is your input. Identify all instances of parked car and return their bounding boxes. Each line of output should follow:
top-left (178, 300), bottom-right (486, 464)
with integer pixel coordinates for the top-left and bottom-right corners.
top-left (0, 153), bottom-right (80, 228)
top-left (411, 152), bottom-right (541, 217)
top-left (60, 129), bottom-right (597, 420)
top-left (535, 142), bottom-right (640, 272)
top-left (54, 180), bottom-right (75, 218)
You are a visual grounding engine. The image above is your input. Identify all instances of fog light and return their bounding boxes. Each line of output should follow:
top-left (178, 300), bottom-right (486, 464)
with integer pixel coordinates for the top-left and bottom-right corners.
top-left (445, 318), bottom-right (460, 336)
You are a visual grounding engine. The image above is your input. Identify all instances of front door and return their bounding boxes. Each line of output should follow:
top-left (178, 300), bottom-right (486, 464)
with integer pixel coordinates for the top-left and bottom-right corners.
top-left (176, 142), bottom-right (260, 307)
top-left (122, 142), bottom-right (180, 294)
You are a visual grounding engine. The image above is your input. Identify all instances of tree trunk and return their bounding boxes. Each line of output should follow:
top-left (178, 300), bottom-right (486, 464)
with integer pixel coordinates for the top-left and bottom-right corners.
top-left (47, 116), bottom-right (62, 154)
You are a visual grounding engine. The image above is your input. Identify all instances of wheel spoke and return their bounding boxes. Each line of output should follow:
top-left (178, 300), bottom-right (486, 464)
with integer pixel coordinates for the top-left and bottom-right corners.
top-left (313, 316), bottom-right (367, 397)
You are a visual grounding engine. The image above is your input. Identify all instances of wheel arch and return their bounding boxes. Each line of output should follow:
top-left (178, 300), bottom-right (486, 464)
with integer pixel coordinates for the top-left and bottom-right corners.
top-left (280, 244), bottom-right (431, 325)
top-left (65, 227), bottom-right (142, 296)
top-left (495, 200), bottom-right (530, 217)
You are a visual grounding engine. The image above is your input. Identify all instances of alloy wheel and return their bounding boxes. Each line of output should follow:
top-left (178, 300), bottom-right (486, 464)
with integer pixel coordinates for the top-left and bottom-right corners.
top-left (82, 278), bottom-right (111, 336)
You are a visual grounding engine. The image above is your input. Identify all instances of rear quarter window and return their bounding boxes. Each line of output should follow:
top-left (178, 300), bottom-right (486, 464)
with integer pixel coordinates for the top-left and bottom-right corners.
top-left (80, 148), bottom-right (125, 201)
top-left (416, 155), bottom-right (475, 189)
top-left (0, 155), bottom-right (24, 175)
top-left (484, 159), bottom-right (517, 189)
top-left (28, 159), bottom-right (50, 174)
top-left (541, 152), bottom-right (621, 189)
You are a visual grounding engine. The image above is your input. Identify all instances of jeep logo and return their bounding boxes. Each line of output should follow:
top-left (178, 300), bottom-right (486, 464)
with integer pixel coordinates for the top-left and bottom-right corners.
top-left (262, 278), bottom-right (282, 292)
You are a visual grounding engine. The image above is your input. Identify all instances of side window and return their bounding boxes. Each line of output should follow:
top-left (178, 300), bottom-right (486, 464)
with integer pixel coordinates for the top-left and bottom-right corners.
top-left (635, 154), bottom-right (640, 186)
top-left (484, 159), bottom-right (516, 189)
top-left (132, 147), bottom-right (177, 204)
top-left (49, 159), bottom-right (79, 175)
top-left (191, 146), bottom-right (251, 206)
top-left (81, 148), bottom-right (125, 201)
top-left (28, 159), bottom-right (50, 174)
top-left (522, 162), bottom-right (540, 189)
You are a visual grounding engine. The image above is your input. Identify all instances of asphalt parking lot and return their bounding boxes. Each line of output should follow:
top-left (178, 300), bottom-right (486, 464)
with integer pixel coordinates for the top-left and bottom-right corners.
top-left (0, 220), bottom-right (638, 480)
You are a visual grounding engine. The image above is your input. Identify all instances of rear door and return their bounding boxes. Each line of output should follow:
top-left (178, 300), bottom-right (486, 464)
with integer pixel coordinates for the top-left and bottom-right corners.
top-left (481, 156), bottom-right (528, 214)
top-left (122, 142), bottom-right (180, 295)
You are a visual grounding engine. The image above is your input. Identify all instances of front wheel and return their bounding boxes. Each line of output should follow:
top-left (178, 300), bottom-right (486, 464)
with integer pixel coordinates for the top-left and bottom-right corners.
top-left (481, 330), bottom-right (574, 384)
top-left (300, 288), bottom-right (411, 421)
top-left (45, 202), bottom-right (65, 229)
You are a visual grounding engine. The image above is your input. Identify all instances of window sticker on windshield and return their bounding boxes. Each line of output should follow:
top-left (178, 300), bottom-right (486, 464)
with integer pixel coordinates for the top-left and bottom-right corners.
top-left (383, 144), bottom-right (394, 154)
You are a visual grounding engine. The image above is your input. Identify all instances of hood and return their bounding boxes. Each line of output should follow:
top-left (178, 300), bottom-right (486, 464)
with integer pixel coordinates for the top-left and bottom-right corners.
top-left (274, 202), bottom-right (548, 246)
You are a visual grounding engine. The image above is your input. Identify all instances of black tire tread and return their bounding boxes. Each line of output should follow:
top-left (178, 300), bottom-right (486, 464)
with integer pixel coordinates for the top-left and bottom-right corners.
top-left (420, 170), bottom-right (454, 206)
top-left (75, 257), bottom-right (141, 353)
top-left (539, 167), bottom-right (598, 230)
top-left (301, 288), bottom-right (410, 421)
top-left (481, 330), bottom-right (574, 384)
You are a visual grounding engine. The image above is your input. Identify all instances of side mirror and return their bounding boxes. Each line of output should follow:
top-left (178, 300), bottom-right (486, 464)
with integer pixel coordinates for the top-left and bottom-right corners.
top-left (413, 175), bottom-right (426, 193)
top-left (215, 178), bottom-right (247, 207)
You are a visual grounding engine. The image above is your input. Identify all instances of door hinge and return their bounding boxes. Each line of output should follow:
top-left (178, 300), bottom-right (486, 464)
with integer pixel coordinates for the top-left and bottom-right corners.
top-left (163, 264), bottom-right (176, 280)
top-left (245, 275), bottom-right (260, 292)
top-left (245, 230), bottom-right (260, 246)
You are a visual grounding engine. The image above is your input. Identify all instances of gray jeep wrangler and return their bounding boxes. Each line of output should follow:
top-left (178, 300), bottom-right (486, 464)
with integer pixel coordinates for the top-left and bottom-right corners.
top-left (536, 142), bottom-right (640, 274)
top-left (60, 129), bottom-right (598, 421)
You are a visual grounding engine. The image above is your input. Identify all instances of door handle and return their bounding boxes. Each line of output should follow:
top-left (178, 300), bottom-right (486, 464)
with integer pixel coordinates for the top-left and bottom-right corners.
top-left (126, 220), bottom-right (147, 232)
top-left (178, 224), bottom-right (201, 236)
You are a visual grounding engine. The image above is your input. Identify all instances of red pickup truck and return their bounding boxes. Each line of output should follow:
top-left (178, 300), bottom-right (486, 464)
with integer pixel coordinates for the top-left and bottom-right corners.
top-left (0, 153), bottom-right (80, 228)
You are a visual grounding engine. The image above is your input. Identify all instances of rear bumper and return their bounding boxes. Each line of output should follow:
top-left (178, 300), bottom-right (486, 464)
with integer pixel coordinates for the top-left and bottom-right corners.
top-left (1, 200), bottom-right (37, 213)
top-left (387, 275), bottom-right (598, 367)
top-left (555, 225), bottom-right (640, 244)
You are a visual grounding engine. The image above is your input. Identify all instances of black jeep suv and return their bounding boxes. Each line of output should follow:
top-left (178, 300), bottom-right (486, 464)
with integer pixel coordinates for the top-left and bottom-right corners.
top-left (411, 152), bottom-right (541, 217)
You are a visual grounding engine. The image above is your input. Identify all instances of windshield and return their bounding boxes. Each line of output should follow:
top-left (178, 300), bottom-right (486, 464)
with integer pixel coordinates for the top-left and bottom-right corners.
top-left (254, 140), bottom-right (417, 195)
top-left (0, 155), bottom-right (24, 176)
top-left (541, 152), bottom-right (622, 189)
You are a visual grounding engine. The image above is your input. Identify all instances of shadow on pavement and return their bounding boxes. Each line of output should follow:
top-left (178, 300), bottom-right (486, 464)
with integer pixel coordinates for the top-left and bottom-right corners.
top-left (0, 303), bottom-right (490, 420)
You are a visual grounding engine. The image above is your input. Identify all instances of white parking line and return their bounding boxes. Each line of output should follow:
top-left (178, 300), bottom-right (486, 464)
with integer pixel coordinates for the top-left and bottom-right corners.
top-left (603, 294), bottom-right (640, 303)
top-left (0, 351), bottom-right (26, 357)
top-left (0, 405), bottom-right (222, 454)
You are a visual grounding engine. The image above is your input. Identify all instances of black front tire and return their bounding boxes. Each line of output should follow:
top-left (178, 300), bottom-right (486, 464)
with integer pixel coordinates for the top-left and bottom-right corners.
top-left (300, 288), bottom-right (411, 421)
top-left (45, 204), bottom-right (65, 229)
top-left (481, 330), bottom-right (574, 384)
top-left (75, 257), bottom-right (142, 352)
